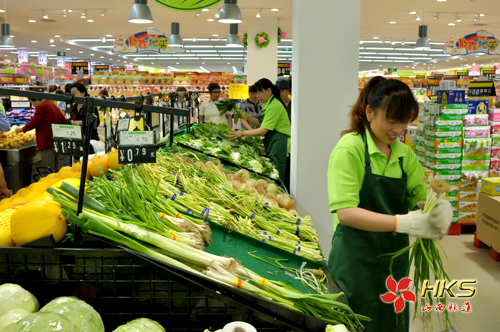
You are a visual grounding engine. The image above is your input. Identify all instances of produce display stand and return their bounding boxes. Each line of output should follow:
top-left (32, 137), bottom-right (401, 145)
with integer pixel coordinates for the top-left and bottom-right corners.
top-left (0, 235), bottom-right (333, 332)
top-left (0, 88), bottom-right (342, 332)
top-left (0, 143), bottom-right (40, 192)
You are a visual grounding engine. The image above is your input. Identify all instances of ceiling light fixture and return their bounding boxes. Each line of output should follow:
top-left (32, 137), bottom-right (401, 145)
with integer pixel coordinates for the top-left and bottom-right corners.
top-left (101, 37), bottom-right (106, 43)
top-left (226, 23), bottom-right (242, 47)
top-left (54, 35), bottom-right (61, 38)
top-left (256, 10), bottom-right (261, 18)
top-left (433, 13), bottom-right (439, 20)
top-left (479, 13), bottom-right (485, 17)
top-left (106, 34), bottom-right (113, 37)
top-left (207, 18), bottom-right (214, 22)
top-left (62, 10), bottom-right (67, 18)
top-left (415, 14), bottom-right (421, 21)
top-left (42, 11), bottom-right (48, 19)
top-left (389, 21), bottom-right (396, 24)
top-left (218, 0), bottom-right (242, 24)
top-left (129, 0), bottom-right (153, 24)
top-left (448, 23), bottom-right (455, 26)
top-left (81, 10), bottom-right (87, 18)
top-left (415, 0), bottom-right (430, 50)
top-left (409, 11), bottom-right (417, 15)
top-left (456, 14), bottom-right (462, 22)
top-left (90, 53), bottom-right (94, 56)
top-left (373, 37), bottom-right (379, 39)
top-left (0, 0), bottom-right (14, 48)
top-left (31, 40), bottom-right (37, 43)
top-left (202, 8), bottom-right (209, 12)
top-left (87, 19), bottom-right (94, 22)
top-left (101, 9), bottom-right (106, 17)
top-left (195, 11), bottom-right (201, 17)
top-left (28, 19), bottom-right (36, 23)
top-left (169, 22), bottom-right (183, 47)
top-left (49, 39), bottom-right (54, 43)
top-left (66, 48), bottom-right (70, 50)
top-left (271, 8), bottom-right (279, 12)
top-left (473, 14), bottom-right (480, 22)
top-left (50, 44), bottom-right (55, 47)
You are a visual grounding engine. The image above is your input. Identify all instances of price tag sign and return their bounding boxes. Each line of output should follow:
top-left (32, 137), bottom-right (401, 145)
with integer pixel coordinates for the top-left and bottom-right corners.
top-left (118, 131), bottom-right (156, 164)
top-left (482, 69), bottom-right (496, 80)
top-left (117, 118), bottom-right (130, 132)
top-left (468, 82), bottom-right (496, 97)
top-left (104, 123), bottom-right (112, 153)
top-left (18, 50), bottom-right (28, 63)
top-left (51, 124), bottom-right (84, 156)
top-left (38, 53), bottom-right (47, 66)
top-left (57, 56), bottom-right (65, 67)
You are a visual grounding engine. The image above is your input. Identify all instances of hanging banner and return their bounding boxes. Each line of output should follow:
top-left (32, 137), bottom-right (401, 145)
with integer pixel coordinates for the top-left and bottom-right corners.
top-left (18, 50), bottom-right (28, 63)
top-left (153, 0), bottom-right (222, 11)
top-left (38, 53), bottom-right (47, 66)
top-left (444, 29), bottom-right (500, 55)
top-left (112, 28), bottom-right (184, 55)
top-left (57, 56), bottom-right (65, 67)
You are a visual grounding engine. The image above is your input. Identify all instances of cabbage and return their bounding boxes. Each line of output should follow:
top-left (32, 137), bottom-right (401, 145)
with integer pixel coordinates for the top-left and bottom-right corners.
top-left (0, 308), bottom-right (32, 332)
top-left (13, 312), bottom-right (74, 331)
top-left (40, 297), bottom-right (104, 332)
top-left (113, 318), bottom-right (165, 332)
top-left (0, 284), bottom-right (39, 317)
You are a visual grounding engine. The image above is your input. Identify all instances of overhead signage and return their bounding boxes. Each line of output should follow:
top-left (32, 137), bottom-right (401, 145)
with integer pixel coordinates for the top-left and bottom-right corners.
top-left (57, 52), bottom-right (66, 57)
top-left (416, 75), bottom-right (426, 79)
top-left (0, 77), bottom-right (14, 83)
top-left (153, 0), bottom-right (222, 11)
top-left (444, 29), bottom-right (500, 55)
top-left (228, 84), bottom-right (249, 100)
top-left (71, 62), bottom-right (89, 75)
top-left (388, 68), bottom-right (398, 73)
top-left (38, 53), bottom-right (47, 66)
top-left (111, 66), bottom-right (126, 72)
top-left (397, 71), bottom-right (414, 77)
top-left (95, 65), bottom-right (110, 71)
top-left (112, 28), bottom-right (184, 55)
top-left (278, 63), bottom-right (291, 76)
top-left (457, 72), bottom-right (469, 79)
top-left (57, 56), bottom-right (65, 67)
top-left (482, 69), bottom-right (496, 80)
top-left (18, 50), bottom-right (28, 63)
top-left (14, 77), bottom-right (29, 84)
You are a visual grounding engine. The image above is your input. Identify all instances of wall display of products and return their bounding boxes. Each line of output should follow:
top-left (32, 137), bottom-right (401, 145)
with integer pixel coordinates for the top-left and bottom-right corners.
top-left (415, 91), bottom-right (498, 226)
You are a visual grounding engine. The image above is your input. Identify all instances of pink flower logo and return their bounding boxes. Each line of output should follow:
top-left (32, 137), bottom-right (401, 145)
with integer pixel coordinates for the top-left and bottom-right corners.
top-left (380, 276), bottom-right (416, 313)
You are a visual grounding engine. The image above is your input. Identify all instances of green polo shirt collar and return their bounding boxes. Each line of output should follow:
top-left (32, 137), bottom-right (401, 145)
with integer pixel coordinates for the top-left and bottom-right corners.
top-left (365, 127), bottom-right (406, 164)
top-left (262, 96), bottom-right (274, 113)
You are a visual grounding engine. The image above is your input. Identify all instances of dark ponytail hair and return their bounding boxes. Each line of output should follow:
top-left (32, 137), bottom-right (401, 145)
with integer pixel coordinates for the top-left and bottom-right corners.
top-left (70, 82), bottom-right (89, 97)
top-left (342, 76), bottom-right (419, 136)
top-left (255, 78), bottom-right (284, 107)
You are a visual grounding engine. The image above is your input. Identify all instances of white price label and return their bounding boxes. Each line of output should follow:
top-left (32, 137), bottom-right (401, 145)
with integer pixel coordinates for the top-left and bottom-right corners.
top-left (117, 118), bottom-right (130, 131)
top-left (52, 124), bottom-right (83, 140)
top-left (119, 131), bottom-right (155, 146)
top-left (106, 124), bottom-right (111, 138)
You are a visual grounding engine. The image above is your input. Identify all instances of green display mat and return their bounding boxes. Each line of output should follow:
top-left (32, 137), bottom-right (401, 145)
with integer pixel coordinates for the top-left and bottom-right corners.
top-left (204, 220), bottom-right (327, 294)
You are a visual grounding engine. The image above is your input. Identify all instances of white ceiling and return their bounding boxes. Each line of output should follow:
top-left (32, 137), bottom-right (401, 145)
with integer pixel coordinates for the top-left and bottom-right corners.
top-left (2, 0), bottom-right (500, 73)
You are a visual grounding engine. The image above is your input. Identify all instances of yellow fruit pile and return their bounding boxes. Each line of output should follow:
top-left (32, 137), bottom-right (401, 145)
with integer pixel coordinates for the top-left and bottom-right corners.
top-left (87, 148), bottom-right (123, 179)
top-left (0, 128), bottom-right (36, 150)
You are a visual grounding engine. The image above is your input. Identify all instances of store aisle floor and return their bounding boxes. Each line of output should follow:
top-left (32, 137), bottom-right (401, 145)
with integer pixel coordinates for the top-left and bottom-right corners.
top-left (409, 232), bottom-right (500, 332)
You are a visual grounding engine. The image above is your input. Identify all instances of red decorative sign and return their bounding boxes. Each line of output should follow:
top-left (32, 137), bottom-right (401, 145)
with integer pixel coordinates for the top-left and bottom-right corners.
top-left (15, 77), bottom-right (29, 84)
top-left (0, 77), bottom-right (14, 83)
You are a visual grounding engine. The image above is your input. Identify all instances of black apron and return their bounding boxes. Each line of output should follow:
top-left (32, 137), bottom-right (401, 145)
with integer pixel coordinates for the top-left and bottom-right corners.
top-left (257, 97), bottom-right (289, 182)
top-left (328, 133), bottom-right (410, 332)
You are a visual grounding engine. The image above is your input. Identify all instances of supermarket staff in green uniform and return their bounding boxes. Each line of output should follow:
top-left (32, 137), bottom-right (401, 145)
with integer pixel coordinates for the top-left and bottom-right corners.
top-left (327, 77), bottom-right (452, 332)
top-left (229, 79), bottom-right (291, 187)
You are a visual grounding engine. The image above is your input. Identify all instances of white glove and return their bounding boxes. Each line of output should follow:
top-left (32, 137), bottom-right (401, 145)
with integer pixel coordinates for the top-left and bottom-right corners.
top-left (417, 200), bottom-right (453, 236)
top-left (396, 209), bottom-right (443, 240)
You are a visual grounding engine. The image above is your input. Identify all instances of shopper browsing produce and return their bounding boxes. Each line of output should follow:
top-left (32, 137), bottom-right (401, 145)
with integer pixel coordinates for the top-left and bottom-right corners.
top-left (239, 84), bottom-right (263, 130)
top-left (199, 83), bottom-right (233, 129)
top-left (229, 79), bottom-right (291, 185)
top-left (15, 97), bottom-right (67, 175)
top-left (276, 79), bottom-right (292, 123)
top-left (0, 102), bottom-right (10, 132)
top-left (327, 76), bottom-right (453, 332)
top-left (69, 83), bottom-right (100, 154)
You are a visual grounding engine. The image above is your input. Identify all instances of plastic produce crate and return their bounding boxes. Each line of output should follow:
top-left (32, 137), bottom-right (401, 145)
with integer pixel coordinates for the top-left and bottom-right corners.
top-left (0, 238), bottom-right (331, 332)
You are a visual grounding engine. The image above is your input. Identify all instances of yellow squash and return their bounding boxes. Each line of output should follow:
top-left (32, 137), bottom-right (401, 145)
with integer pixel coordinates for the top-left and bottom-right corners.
top-left (0, 206), bottom-right (21, 247)
top-left (10, 200), bottom-right (67, 246)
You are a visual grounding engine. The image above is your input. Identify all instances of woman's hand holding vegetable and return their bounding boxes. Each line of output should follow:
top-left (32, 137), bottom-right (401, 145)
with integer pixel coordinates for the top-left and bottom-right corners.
top-left (417, 200), bottom-right (453, 235)
top-left (229, 130), bottom-right (244, 140)
top-left (396, 210), bottom-right (443, 240)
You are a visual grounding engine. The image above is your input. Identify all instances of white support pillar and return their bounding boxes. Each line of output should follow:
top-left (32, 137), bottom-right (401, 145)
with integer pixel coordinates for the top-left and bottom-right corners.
top-left (246, 17), bottom-right (278, 85)
top-left (291, 0), bottom-right (361, 257)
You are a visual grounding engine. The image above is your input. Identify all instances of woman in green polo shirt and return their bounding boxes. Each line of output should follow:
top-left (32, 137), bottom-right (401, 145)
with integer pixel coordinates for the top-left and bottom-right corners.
top-left (327, 77), bottom-right (452, 332)
top-left (229, 79), bottom-right (291, 186)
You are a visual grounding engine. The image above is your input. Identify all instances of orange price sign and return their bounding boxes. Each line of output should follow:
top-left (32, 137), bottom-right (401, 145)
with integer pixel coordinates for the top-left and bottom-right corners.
top-left (228, 84), bottom-right (249, 100)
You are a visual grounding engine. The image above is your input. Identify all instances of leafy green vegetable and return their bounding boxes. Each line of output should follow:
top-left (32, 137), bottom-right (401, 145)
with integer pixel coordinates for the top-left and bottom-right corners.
top-left (14, 312), bottom-right (75, 332)
top-left (0, 308), bottom-right (31, 332)
top-left (40, 297), bottom-right (104, 332)
top-left (113, 318), bottom-right (165, 332)
top-left (0, 284), bottom-right (39, 317)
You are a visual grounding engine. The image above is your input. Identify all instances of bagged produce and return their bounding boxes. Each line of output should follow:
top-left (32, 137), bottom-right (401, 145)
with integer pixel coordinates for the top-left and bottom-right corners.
top-left (40, 297), bottom-right (104, 332)
top-left (13, 312), bottom-right (74, 331)
top-left (0, 284), bottom-right (39, 317)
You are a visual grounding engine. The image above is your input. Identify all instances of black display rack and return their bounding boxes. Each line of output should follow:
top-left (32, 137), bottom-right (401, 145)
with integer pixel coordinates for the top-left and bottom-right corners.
top-left (0, 236), bottom-right (330, 332)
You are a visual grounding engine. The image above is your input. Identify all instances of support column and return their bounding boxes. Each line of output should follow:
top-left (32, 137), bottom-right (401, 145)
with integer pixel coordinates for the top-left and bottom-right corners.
top-left (291, 0), bottom-right (361, 257)
top-left (246, 17), bottom-right (278, 85)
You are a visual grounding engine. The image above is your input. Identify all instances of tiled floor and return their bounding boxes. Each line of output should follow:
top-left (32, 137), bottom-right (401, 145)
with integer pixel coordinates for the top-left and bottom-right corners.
top-left (408, 232), bottom-right (500, 332)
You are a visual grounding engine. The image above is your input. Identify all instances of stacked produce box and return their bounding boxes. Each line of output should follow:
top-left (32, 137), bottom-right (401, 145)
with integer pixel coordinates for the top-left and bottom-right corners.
top-left (423, 102), bottom-right (467, 223)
